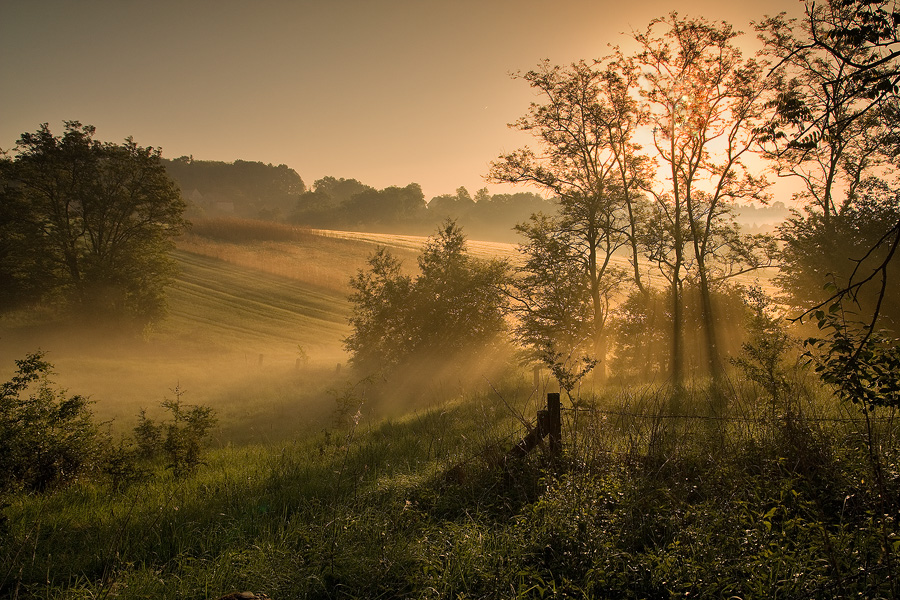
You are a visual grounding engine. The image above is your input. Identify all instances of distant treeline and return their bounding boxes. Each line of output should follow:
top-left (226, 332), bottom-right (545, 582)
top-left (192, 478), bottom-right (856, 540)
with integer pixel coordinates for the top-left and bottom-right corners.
top-left (292, 178), bottom-right (553, 240)
top-left (163, 158), bottom-right (553, 241)
top-left (164, 157), bottom-right (787, 240)
top-left (731, 201), bottom-right (791, 229)
top-left (163, 157), bottom-right (306, 221)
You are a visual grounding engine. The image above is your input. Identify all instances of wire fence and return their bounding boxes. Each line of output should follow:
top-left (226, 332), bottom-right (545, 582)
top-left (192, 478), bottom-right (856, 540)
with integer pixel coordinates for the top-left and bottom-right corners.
top-left (560, 405), bottom-right (866, 425)
top-left (463, 391), bottom-right (896, 467)
top-left (438, 386), bottom-right (899, 476)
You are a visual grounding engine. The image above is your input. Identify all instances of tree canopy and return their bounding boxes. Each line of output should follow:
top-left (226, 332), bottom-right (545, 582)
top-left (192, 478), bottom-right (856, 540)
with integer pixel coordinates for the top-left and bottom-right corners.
top-left (163, 157), bottom-right (305, 221)
top-left (490, 15), bottom-right (776, 389)
top-left (0, 121), bottom-right (187, 325)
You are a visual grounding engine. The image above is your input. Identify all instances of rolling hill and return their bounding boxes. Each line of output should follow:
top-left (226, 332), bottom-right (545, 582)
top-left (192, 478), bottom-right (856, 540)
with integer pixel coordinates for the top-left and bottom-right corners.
top-left (0, 221), bottom-right (775, 436)
top-left (0, 223), bottom-right (524, 438)
top-left (0, 231), bottom-right (367, 434)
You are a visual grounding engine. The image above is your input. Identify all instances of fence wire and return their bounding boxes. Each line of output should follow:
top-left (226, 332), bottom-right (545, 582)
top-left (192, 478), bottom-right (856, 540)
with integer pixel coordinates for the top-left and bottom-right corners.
top-left (443, 393), bottom-right (893, 471)
top-left (560, 405), bottom-right (864, 424)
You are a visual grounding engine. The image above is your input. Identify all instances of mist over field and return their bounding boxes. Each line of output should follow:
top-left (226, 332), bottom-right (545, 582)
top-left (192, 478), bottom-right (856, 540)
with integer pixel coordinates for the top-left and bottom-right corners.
top-left (0, 221), bottom-right (535, 442)
top-left (4, 2), bottom-right (900, 598)
top-left (0, 224), bottom-right (414, 440)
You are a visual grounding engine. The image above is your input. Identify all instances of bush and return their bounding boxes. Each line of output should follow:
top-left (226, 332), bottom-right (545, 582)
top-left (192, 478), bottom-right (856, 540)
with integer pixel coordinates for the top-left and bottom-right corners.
top-left (134, 386), bottom-right (218, 478)
top-left (0, 352), bottom-right (99, 493)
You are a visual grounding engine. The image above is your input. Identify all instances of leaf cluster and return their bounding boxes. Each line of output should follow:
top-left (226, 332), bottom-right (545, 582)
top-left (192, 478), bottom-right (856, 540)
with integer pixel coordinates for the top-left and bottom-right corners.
top-left (805, 306), bottom-right (900, 409)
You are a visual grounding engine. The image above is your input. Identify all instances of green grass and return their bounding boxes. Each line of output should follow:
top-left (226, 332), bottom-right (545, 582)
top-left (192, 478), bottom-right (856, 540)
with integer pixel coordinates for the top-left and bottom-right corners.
top-left (3, 374), bottom-right (900, 599)
top-left (1, 383), bottom-right (532, 599)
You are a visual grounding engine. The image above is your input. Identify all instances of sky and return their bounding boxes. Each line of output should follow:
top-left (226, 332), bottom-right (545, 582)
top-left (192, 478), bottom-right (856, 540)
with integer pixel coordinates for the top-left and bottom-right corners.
top-left (2, 0), bottom-right (806, 201)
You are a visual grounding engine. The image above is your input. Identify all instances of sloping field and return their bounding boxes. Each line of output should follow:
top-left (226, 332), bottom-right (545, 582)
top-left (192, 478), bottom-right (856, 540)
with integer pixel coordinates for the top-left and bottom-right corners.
top-left (159, 250), bottom-right (350, 359)
top-left (0, 248), bottom-right (354, 431)
top-left (176, 227), bottom-right (424, 294)
top-left (312, 228), bottom-right (777, 292)
top-left (310, 228), bottom-right (522, 263)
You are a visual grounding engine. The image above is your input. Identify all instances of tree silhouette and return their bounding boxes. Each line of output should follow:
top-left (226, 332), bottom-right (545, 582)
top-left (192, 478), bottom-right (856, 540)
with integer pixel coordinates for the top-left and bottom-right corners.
top-left (2, 121), bottom-right (187, 325)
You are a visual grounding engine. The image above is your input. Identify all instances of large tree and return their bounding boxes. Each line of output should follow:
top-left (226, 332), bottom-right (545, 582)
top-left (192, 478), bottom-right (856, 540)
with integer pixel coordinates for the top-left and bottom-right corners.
top-left (630, 14), bottom-right (774, 388)
top-left (489, 59), bottom-right (648, 382)
top-left (759, 1), bottom-right (900, 438)
top-left (778, 178), bottom-right (900, 326)
top-left (759, 0), bottom-right (900, 337)
top-left (1, 121), bottom-right (187, 325)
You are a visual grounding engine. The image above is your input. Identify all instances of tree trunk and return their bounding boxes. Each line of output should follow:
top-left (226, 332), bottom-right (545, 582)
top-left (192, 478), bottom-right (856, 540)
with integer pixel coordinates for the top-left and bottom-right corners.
top-left (624, 195), bottom-right (647, 296)
top-left (593, 325), bottom-right (607, 382)
top-left (670, 126), bottom-right (685, 392)
top-left (687, 194), bottom-right (723, 386)
top-left (697, 267), bottom-right (723, 384)
top-left (588, 228), bottom-right (607, 383)
top-left (671, 272), bottom-right (683, 390)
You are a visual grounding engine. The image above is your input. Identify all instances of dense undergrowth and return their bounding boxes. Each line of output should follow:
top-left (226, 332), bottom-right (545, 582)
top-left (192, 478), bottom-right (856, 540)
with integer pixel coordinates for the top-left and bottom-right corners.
top-left (2, 370), bottom-right (899, 599)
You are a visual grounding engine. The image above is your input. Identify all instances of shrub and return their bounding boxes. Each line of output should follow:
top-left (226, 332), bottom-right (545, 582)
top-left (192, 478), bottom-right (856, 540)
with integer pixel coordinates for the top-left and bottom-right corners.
top-left (730, 285), bottom-right (799, 410)
top-left (345, 220), bottom-right (509, 377)
top-left (134, 407), bottom-right (164, 459)
top-left (0, 352), bottom-right (99, 493)
top-left (100, 439), bottom-right (151, 491)
top-left (135, 386), bottom-right (218, 478)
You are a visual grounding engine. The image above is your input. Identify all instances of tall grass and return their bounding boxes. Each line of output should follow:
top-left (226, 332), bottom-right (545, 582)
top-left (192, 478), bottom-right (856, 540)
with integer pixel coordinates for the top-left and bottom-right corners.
top-left (3, 369), bottom-right (899, 599)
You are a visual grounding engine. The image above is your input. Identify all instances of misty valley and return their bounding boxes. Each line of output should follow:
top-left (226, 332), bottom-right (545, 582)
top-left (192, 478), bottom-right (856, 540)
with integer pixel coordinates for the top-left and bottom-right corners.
top-left (3, 4), bottom-right (900, 599)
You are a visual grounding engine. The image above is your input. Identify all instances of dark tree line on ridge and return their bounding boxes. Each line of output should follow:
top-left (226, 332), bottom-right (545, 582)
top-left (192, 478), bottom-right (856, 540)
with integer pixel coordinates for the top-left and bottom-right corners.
top-left (163, 156), bottom-right (306, 222)
top-left (291, 177), bottom-right (552, 242)
top-left (164, 157), bottom-right (553, 242)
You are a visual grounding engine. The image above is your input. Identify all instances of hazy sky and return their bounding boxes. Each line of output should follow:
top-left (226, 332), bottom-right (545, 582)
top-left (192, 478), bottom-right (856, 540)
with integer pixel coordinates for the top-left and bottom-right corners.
top-left (2, 0), bottom-right (805, 200)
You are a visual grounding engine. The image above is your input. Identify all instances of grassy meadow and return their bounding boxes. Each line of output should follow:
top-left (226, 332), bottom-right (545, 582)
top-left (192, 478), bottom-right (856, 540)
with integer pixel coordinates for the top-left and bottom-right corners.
top-left (1, 218), bottom-right (897, 599)
top-left (4, 370), bottom-right (898, 599)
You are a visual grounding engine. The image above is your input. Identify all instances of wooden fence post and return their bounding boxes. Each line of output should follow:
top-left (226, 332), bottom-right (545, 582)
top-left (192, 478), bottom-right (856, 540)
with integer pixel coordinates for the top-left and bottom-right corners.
top-left (506, 392), bottom-right (563, 460)
top-left (547, 393), bottom-right (561, 455)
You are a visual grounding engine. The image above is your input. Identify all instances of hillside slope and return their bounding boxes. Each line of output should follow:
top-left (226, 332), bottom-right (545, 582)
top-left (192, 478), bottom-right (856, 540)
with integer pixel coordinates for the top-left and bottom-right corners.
top-left (158, 249), bottom-right (350, 360)
top-left (0, 246), bottom-right (354, 431)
